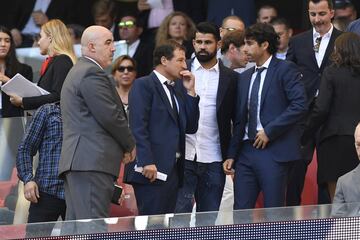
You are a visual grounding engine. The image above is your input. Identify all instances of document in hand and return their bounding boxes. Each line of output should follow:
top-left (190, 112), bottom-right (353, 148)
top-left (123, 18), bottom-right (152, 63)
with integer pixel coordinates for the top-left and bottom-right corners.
top-left (134, 165), bottom-right (168, 181)
top-left (1, 73), bottom-right (49, 97)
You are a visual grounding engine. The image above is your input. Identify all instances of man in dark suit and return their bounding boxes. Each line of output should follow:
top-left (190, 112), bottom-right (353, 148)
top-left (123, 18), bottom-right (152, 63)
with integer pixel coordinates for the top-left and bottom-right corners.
top-left (224, 23), bottom-right (307, 209)
top-left (59, 26), bottom-right (136, 226)
top-left (128, 40), bottom-right (200, 215)
top-left (173, 22), bottom-right (238, 226)
top-left (286, 0), bottom-right (342, 205)
top-left (118, 14), bottom-right (153, 77)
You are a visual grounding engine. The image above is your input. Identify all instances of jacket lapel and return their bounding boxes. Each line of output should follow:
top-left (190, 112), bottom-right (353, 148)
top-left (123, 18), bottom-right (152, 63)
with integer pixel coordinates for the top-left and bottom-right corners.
top-left (260, 57), bottom-right (277, 107)
top-left (152, 73), bottom-right (178, 124)
top-left (306, 31), bottom-right (319, 70)
top-left (240, 67), bottom-right (254, 111)
top-left (216, 60), bottom-right (231, 112)
top-left (320, 29), bottom-right (338, 70)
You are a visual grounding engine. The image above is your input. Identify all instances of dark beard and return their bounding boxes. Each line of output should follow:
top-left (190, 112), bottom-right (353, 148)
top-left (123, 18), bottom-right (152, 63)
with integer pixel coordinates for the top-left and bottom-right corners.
top-left (195, 50), bottom-right (217, 63)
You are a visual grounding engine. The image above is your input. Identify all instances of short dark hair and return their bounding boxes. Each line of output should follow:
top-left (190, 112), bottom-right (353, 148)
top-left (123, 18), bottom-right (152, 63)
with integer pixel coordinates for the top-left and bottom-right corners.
top-left (270, 17), bottom-right (291, 30)
top-left (257, 5), bottom-right (278, 17)
top-left (153, 40), bottom-right (186, 67)
top-left (245, 23), bottom-right (279, 55)
top-left (308, 0), bottom-right (334, 10)
top-left (195, 22), bottom-right (221, 42)
top-left (221, 30), bottom-right (245, 54)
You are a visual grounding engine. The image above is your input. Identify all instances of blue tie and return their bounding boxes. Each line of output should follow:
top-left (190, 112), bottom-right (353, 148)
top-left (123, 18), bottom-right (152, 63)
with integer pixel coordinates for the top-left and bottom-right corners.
top-left (248, 67), bottom-right (265, 140)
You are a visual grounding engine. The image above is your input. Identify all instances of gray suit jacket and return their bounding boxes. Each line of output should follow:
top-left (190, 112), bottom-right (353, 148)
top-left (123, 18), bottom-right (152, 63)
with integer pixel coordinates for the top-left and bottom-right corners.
top-left (59, 57), bottom-right (135, 178)
top-left (331, 164), bottom-right (360, 217)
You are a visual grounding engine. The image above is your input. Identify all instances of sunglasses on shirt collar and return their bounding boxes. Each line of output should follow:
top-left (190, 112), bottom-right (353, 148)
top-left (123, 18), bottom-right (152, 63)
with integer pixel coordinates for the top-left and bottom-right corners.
top-left (118, 20), bottom-right (136, 29)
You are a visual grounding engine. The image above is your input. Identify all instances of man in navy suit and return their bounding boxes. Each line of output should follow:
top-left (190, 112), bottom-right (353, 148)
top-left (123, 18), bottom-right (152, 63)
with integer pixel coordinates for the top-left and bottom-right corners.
top-left (286, 0), bottom-right (342, 205)
top-left (128, 40), bottom-right (200, 215)
top-left (224, 23), bottom-right (307, 209)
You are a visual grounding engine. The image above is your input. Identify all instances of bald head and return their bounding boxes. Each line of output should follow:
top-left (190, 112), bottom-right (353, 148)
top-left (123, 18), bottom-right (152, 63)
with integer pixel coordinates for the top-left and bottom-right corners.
top-left (81, 25), bottom-right (115, 68)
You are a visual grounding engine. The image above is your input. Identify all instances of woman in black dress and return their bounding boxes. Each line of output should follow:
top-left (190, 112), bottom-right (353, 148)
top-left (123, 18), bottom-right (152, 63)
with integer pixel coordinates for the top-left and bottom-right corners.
top-left (0, 26), bottom-right (33, 117)
top-left (9, 19), bottom-right (76, 111)
top-left (302, 32), bottom-right (360, 201)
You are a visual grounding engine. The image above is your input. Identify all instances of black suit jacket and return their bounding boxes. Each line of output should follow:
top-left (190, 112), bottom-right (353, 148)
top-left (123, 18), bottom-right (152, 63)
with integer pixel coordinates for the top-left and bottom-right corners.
top-left (1, 63), bottom-right (33, 117)
top-left (133, 40), bottom-right (154, 78)
top-left (22, 54), bottom-right (73, 110)
top-left (302, 65), bottom-right (360, 144)
top-left (287, 28), bottom-right (343, 106)
top-left (188, 58), bottom-right (238, 161)
top-left (11, 0), bottom-right (72, 30)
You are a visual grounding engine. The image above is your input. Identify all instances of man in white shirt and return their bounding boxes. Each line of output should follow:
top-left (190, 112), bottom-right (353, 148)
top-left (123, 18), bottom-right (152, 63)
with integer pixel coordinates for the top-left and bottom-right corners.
top-left (286, 0), bottom-right (343, 206)
top-left (174, 22), bottom-right (238, 226)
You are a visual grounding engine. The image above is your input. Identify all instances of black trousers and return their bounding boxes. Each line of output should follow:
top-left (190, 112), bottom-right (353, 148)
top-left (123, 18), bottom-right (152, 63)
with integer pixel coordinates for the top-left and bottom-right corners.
top-left (26, 192), bottom-right (66, 237)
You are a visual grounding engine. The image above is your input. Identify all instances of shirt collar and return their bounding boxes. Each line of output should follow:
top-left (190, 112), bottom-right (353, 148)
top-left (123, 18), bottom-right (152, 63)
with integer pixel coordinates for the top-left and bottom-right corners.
top-left (84, 56), bottom-right (103, 70)
top-left (153, 70), bottom-right (174, 86)
top-left (193, 57), bottom-right (219, 72)
top-left (313, 24), bottom-right (333, 40)
top-left (256, 55), bottom-right (272, 70)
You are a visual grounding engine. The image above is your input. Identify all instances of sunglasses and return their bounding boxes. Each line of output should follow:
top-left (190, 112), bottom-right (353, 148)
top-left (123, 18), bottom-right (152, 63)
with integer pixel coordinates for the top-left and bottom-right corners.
top-left (118, 20), bottom-right (136, 29)
top-left (118, 66), bottom-right (135, 72)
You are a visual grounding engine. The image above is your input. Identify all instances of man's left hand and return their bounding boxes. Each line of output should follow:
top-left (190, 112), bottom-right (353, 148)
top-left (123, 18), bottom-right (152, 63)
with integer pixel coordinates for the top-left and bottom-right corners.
top-left (253, 129), bottom-right (269, 149)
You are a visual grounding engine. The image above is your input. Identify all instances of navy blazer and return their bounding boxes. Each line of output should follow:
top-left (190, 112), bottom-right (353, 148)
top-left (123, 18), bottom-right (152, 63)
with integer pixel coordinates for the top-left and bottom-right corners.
top-left (128, 72), bottom-right (200, 185)
top-left (287, 28), bottom-right (342, 105)
top-left (187, 59), bottom-right (238, 161)
top-left (227, 57), bottom-right (307, 162)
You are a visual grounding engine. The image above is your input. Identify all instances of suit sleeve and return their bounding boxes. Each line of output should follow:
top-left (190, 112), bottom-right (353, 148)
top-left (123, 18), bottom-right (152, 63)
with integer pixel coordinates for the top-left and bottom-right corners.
top-left (331, 179), bottom-right (347, 217)
top-left (175, 80), bottom-right (200, 134)
top-left (80, 69), bottom-right (135, 153)
top-left (286, 38), bottom-right (297, 63)
top-left (128, 78), bottom-right (155, 167)
top-left (264, 62), bottom-right (308, 140)
top-left (227, 74), bottom-right (243, 159)
top-left (301, 67), bottom-right (333, 144)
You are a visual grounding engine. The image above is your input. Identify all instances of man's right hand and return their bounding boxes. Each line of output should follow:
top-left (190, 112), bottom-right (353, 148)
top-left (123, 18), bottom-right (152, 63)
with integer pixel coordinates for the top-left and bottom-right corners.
top-left (142, 164), bottom-right (157, 182)
top-left (122, 147), bottom-right (136, 164)
top-left (24, 181), bottom-right (40, 203)
top-left (223, 159), bottom-right (235, 175)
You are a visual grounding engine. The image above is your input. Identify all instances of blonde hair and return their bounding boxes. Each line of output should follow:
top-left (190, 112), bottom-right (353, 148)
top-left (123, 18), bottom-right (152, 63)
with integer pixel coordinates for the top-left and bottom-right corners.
top-left (42, 19), bottom-right (77, 64)
top-left (155, 11), bottom-right (196, 48)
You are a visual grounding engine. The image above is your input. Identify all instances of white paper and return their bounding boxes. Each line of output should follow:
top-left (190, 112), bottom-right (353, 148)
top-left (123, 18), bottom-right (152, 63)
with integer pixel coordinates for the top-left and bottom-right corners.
top-left (134, 165), bottom-right (168, 181)
top-left (147, 0), bottom-right (163, 9)
top-left (1, 73), bottom-right (49, 97)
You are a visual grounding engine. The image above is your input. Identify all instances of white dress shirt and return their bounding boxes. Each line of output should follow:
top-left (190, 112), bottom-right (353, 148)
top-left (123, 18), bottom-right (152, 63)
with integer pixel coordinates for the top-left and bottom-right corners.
top-left (127, 39), bottom-right (140, 58)
top-left (243, 55), bottom-right (273, 140)
top-left (153, 70), bottom-right (179, 111)
top-left (313, 25), bottom-right (333, 68)
top-left (186, 58), bottom-right (222, 163)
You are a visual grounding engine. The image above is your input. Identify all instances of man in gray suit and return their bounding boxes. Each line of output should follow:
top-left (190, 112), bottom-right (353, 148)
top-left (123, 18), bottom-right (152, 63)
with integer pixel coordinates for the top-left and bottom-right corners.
top-left (332, 122), bottom-right (360, 217)
top-left (59, 25), bottom-right (136, 224)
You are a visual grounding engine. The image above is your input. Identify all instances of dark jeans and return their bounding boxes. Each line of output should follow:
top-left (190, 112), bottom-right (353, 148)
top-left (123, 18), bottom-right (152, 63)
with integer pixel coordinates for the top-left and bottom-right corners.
top-left (26, 192), bottom-right (66, 238)
top-left (173, 160), bottom-right (225, 226)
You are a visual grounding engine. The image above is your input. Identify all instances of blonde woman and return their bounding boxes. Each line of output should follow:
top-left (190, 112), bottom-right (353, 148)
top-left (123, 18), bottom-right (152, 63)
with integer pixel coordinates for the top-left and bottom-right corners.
top-left (155, 11), bottom-right (196, 59)
top-left (10, 19), bottom-right (76, 110)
